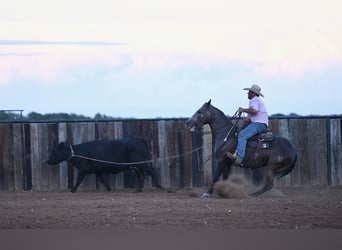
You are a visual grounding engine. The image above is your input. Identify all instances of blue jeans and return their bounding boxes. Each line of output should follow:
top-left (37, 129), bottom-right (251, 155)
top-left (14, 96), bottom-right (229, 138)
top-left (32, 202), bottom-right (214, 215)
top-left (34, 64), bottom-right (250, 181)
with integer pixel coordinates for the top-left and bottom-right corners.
top-left (236, 122), bottom-right (267, 160)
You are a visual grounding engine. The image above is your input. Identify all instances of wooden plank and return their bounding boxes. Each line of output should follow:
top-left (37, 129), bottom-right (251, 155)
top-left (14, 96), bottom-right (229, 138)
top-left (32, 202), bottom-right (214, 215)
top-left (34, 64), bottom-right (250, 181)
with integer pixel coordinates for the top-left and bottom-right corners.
top-left (275, 119), bottom-right (290, 139)
top-left (29, 123), bottom-right (47, 191)
top-left (183, 122), bottom-right (193, 188)
top-left (157, 120), bottom-right (170, 187)
top-left (96, 121), bottom-right (126, 191)
top-left (125, 120), bottom-right (148, 188)
top-left (97, 121), bottom-right (113, 190)
top-left (87, 122), bottom-right (95, 141)
top-left (330, 118), bottom-right (342, 185)
top-left (137, 120), bottom-right (153, 188)
top-left (65, 122), bottom-right (74, 190)
top-left (39, 123), bottom-right (49, 190)
top-left (165, 120), bottom-right (189, 188)
top-left (58, 123), bottom-right (68, 190)
top-left (98, 121), bottom-right (111, 140)
top-left (113, 121), bottom-right (123, 139)
top-left (46, 123), bottom-right (59, 190)
top-left (288, 119), bottom-right (306, 187)
top-left (0, 124), bottom-right (13, 190)
top-left (166, 120), bottom-right (177, 188)
top-left (305, 119), bottom-right (327, 186)
top-left (191, 126), bottom-right (203, 187)
top-left (85, 122), bottom-right (96, 190)
top-left (112, 121), bottom-right (125, 189)
top-left (30, 123), bottom-right (41, 190)
top-left (150, 121), bottom-right (162, 188)
top-left (71, 122), bottom-right (96, 190)
top-left (12, 124), bottom-right (24, 190)
top-left (0, 124), bottom-right (6, 189)
top-left (23, 123), bottom-right (32, 190)
top-left (122, 120), bottom-right (139, 188)
top-left (174, 120), bottom-right (186, 188)
top-left (6, 124), bottom-right (15, 190)
top-left (71, 123), bottom-right (89, 190)
top-left (273, 119), bottom-right (291, 187)
top-left (202, 124), bottom-right (213, 186)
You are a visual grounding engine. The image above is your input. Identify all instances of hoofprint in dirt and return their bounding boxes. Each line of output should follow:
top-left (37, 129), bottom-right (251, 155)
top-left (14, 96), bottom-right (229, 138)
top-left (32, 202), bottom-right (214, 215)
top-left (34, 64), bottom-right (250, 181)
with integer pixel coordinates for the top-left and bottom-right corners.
top-left (0, 181), bottom-right (341, 229)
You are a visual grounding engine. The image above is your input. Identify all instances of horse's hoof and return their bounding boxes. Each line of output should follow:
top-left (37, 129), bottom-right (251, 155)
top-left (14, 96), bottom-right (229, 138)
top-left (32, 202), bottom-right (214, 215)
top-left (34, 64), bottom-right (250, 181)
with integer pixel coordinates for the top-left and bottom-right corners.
top-left (201, 193), bottom-right (210, 198)
top-left (249, 191), bottom-right (261, 197)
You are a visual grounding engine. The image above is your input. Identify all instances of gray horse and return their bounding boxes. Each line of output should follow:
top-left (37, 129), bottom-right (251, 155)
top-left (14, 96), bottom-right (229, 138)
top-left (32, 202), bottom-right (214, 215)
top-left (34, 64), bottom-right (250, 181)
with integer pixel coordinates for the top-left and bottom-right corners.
top-left (186, 100), bottom-right (297, 197)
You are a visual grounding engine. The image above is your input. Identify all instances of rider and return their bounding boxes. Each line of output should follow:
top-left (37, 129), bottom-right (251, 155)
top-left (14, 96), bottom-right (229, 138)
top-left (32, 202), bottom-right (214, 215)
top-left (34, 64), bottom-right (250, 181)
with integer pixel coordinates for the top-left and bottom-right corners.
top-left (227, 84), bottom-right (269, 167)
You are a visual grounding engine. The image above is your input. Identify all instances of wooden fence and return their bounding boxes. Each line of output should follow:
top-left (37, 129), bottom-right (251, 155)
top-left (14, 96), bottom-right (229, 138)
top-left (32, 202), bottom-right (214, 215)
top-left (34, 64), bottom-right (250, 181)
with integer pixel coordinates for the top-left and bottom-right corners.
top-left (0, 117), bottom-right (341, 191)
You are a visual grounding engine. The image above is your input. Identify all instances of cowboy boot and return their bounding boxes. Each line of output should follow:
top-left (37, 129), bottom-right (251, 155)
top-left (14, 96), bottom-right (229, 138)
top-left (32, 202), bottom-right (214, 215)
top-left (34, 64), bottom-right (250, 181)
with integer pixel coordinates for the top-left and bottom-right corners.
top-left (226, 150), bottom-right (243, 167)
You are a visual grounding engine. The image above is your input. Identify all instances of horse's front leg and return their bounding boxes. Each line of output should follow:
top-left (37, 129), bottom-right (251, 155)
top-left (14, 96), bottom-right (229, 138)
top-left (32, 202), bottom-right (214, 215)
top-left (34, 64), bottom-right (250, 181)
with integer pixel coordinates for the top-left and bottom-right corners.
top-left (222, 164), bottom-right (232, 180)
top-left (202, 160), bottom-right (227, 198)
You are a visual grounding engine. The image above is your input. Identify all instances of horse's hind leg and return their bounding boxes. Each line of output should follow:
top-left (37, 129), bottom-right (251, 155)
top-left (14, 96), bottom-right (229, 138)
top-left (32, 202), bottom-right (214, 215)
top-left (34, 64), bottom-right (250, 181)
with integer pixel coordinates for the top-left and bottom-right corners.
top-left (249, 169), bottom-right (275, 196)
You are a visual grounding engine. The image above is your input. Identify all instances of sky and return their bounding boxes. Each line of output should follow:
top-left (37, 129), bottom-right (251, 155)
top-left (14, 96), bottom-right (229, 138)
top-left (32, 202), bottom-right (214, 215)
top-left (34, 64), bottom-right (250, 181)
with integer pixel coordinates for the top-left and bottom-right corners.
top-left (0, 0), bottom-right (341, 118)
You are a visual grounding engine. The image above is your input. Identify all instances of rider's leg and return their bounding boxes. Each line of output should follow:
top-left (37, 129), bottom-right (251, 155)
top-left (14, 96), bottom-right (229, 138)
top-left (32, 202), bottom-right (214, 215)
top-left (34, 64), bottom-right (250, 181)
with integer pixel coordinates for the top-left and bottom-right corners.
top-left (236, 122), bottom-right (267, 161)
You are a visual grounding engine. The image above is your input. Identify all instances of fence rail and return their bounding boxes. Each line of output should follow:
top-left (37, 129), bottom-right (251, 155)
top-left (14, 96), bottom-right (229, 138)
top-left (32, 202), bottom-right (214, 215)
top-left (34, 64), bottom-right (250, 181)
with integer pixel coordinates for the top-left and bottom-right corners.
top-left (0, 117), bottom-right (341, 191)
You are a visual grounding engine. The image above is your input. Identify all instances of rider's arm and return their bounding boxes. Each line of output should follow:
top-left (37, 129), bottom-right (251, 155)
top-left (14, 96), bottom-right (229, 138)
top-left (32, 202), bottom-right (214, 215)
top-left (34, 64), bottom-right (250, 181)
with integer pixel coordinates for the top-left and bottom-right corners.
top-left (238, 107), bottom-right (257, 115)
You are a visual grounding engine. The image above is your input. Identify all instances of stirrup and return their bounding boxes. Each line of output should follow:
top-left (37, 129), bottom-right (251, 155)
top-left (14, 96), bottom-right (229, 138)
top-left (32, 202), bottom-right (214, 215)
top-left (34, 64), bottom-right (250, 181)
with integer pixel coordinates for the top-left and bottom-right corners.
top-left (226, 150), bottom-right (237, 160)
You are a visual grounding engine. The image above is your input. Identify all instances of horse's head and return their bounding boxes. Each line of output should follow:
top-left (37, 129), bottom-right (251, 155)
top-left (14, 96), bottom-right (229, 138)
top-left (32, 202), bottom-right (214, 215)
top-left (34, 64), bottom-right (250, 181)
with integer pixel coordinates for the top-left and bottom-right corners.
top-left (186, 100), bottom-right (213, 131)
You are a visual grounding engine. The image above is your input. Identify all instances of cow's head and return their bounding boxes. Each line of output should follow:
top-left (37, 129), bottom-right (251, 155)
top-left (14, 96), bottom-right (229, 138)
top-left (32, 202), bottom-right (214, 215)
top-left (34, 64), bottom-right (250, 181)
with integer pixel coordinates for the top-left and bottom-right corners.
top-left (47, 142), bottom-right (71, 165)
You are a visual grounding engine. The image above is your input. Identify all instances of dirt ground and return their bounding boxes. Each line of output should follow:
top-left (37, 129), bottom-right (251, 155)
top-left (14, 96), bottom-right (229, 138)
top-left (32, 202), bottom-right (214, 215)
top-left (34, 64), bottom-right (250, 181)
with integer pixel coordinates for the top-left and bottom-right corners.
top-left (0, 179), bottom-right (341, 229)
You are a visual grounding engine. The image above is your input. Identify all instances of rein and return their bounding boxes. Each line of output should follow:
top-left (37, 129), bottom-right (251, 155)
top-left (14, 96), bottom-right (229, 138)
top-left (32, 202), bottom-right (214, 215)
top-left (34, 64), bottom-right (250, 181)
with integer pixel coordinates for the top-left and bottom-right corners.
top-left (224, 110), bottom-right (242, 141)
top-left (201, 120), bottom-right (230, 135)
top-left (67, 144), bottom-right (202, 166)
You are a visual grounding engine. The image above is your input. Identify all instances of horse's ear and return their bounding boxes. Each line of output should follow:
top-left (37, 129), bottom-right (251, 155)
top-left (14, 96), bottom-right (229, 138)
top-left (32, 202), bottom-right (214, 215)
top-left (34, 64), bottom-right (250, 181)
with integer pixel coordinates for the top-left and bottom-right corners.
top-left (207, 99), bottom-right (211, 105)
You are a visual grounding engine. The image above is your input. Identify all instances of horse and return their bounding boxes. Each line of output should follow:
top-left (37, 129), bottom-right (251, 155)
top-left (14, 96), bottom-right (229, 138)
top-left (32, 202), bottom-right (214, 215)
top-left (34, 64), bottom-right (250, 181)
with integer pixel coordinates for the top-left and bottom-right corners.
top-left (186, 100), bottom-right (297, 197)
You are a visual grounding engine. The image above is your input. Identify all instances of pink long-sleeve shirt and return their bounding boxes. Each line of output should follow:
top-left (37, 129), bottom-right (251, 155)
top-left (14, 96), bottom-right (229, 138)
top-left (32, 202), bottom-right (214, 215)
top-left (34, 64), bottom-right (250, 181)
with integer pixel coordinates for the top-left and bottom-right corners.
top-left (248, 96), bottom-right (269, 126)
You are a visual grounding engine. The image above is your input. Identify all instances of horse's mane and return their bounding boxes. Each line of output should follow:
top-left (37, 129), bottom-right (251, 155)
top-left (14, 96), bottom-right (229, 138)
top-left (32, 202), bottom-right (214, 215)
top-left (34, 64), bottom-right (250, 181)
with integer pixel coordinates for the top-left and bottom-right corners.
top-left (209, 103), bottom-right (232, 123)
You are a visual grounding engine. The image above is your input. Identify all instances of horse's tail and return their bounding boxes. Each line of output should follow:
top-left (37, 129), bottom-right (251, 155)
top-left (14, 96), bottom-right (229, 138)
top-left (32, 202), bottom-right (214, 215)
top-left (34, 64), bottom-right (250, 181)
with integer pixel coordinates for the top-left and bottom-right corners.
top-left (276, 153), bottom-right (297, 180)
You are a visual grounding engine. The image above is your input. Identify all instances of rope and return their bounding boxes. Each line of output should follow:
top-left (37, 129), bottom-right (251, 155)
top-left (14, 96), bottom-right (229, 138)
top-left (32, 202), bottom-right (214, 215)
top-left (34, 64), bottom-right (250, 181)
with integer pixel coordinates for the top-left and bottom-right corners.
top-left (65, 110), bottom-right (241, 166)
top-left (67, 145), bottom-right (203, 166)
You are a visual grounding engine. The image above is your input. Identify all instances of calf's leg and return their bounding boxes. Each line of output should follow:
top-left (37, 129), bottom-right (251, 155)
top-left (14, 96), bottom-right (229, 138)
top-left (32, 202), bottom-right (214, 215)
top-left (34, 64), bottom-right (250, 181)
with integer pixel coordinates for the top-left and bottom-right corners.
top-left (96, 172), bottom-right (111, 191)
top-left (71, 172), bottom-right (87, 193)
top-left (144, 164), bottom-right (163, 189)
top-left (132, 167), bottom-right (145, 192)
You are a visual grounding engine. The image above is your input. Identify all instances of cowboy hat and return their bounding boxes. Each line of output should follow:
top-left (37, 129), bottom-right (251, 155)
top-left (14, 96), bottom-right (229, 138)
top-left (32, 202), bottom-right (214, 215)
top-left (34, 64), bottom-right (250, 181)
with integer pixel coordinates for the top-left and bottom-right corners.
top-left (243, 84), bottom-right (264, 97)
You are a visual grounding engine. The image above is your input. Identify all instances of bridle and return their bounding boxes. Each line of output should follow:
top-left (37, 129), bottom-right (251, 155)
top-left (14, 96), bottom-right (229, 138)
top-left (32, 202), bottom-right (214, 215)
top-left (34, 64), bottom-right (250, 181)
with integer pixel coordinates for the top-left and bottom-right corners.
top-left (199, 109), bottom-right (242, 138)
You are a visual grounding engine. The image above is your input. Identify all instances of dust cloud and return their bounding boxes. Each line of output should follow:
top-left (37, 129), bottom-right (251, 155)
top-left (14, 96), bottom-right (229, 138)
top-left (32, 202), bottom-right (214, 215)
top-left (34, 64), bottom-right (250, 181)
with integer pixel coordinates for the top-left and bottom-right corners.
top-left (213, 175), bottom-right (250, 199)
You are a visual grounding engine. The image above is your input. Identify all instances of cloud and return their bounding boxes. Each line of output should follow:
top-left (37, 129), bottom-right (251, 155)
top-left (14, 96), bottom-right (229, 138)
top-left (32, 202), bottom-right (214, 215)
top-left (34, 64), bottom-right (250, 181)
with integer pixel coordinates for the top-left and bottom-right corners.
top-left (0, 39), bottom-right (128, 85)
top-left (0, 39), bottom-right (125, 46)
top-left (0, 52), bottom-right (44, 56)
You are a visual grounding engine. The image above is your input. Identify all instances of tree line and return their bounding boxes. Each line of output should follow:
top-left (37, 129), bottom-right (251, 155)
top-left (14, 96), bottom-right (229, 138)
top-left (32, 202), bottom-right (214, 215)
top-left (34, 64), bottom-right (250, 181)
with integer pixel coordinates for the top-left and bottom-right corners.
top-left (0, 110), bottom-right (313, 121)
top-left (0, 111), bottom-right (116, 121)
